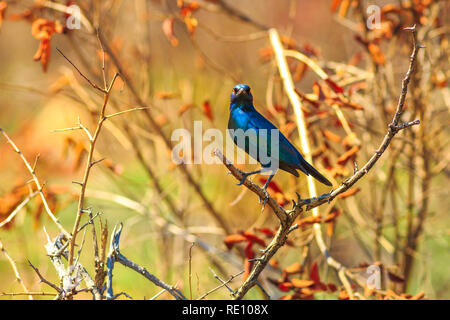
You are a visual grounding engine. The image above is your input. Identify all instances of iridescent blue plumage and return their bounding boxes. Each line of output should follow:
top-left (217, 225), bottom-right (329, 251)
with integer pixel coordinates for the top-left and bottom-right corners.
top-left (228, 84), bottom-right (332, 191)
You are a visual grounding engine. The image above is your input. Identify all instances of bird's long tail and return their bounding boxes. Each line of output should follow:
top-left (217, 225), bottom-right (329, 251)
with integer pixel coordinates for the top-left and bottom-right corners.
top-left (298, 158), bottom-right (332, 187)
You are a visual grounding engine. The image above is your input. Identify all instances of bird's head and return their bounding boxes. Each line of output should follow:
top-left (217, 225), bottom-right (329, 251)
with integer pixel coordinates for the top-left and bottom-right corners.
top-left (230, 84), bottom-right (253, 106)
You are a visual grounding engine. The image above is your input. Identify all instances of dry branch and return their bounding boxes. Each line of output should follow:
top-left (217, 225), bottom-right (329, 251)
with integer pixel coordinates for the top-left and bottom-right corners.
top-left (0, 129), bottom-right (70, 237)
top-left (216, 26), bottom-right (422, 300)
top-left (106, 223), bottom-right (187, 300)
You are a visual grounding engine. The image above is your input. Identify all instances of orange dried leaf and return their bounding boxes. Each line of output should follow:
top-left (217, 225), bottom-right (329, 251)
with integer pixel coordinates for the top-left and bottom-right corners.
top-left (223, 234), bottom-right (247, 249)
top-left (269, 259), bottom-right (279, 268)
top-left (322, 129), bottom-right (341, 143)
top-left (184, 16), bottom-right (198, 36)
top-left (180, 1), bottom-right (200, 17)
top-left (178, 103), bottom-right (193, 115)
top-left (278, 282), bottom-right (294, 292)
top-left (309, 261), bottom-right (320, 284)
top-left (256, 228), bottom-right (275, 237)
top-left (338, 290), bottom-right (350, 300)
top-left (323, 208), bottom-right (341, 223)
top-left (338, 0), bottom-right (350, 17)
top-left (31, 18), bottom-right (63, 72)
top-left (291, 279), bottom-right (315, 288)
top-left (368, 43), bottom-right (385, 66)
top-left (297, 215), bottom-right (321, 228)
top-left (330, 0), bottom-right (342, 12)
top-left (0, 1), bottom-right (7, 29)
top-left (337, 146), bottom-right (360, 165)
top-left (325, 78), bottom-right (344, 94)
top-left (155, 114), bottom-right (169, 127)
top-left (242, 231), bottom-right (265, 247)
top-left (337, 187), bottom-right (360, 199)
top-left (283, 262), bottom-right (302, 275)
top-left (202, 100), bottom-right (213, 121)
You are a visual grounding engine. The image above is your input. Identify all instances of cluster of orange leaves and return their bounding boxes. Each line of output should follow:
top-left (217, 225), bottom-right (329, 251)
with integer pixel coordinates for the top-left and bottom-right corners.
top-left (223, 208), bottom-right (344, 282)
top-left (0, 2), bottom-right (88, 72)
top-left (267, 259), bottom-right (425, 300)
top-left (31, 18), bottom-right (63, 72)
top-left (332, 0), bottom-right (442, 67)
top-left (62, 136), bottom-right (123, 175)
top-left (224, 228), bottom-right (294, 280)
top-left (0, 183), bottom-right (71, 230)
top-left (268, 260), bottom-right (345, 300)
top-left (162, 1), bottom-right (201, 46)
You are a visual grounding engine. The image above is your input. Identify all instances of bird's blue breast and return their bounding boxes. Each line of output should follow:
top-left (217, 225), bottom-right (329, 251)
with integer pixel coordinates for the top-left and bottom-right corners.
top-left (228, 102), bottom-right (304, 167)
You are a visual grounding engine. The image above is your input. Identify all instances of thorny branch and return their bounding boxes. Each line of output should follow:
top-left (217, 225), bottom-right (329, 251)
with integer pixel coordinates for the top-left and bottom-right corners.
top-left (106, 223), bottom-right (187, 300)
top-left (216, 26), bottom-right (422, 300)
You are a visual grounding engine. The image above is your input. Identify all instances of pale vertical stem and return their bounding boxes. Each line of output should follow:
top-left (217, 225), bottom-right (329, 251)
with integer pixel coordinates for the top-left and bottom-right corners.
top-left (0, 239), bottom-right (32, 300)
top-left (269, 28), bottom-right (354, 299)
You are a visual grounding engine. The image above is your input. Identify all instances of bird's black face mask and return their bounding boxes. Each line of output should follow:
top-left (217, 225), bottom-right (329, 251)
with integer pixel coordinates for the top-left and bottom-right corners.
top-left (230, 84), bottom-right (253, 106)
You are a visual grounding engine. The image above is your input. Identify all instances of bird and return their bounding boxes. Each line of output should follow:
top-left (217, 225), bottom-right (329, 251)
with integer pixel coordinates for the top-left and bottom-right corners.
top-left (227, 84), bottom-right (332, 198)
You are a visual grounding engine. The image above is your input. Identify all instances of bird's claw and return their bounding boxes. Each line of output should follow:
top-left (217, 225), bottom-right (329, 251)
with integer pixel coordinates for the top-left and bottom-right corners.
top-left (259, 189), bottom-right (270, 211)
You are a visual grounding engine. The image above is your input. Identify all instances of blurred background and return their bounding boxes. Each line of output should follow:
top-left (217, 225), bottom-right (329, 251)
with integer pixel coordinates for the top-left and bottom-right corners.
top-left (0, 0), bottom-right (448, 299)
